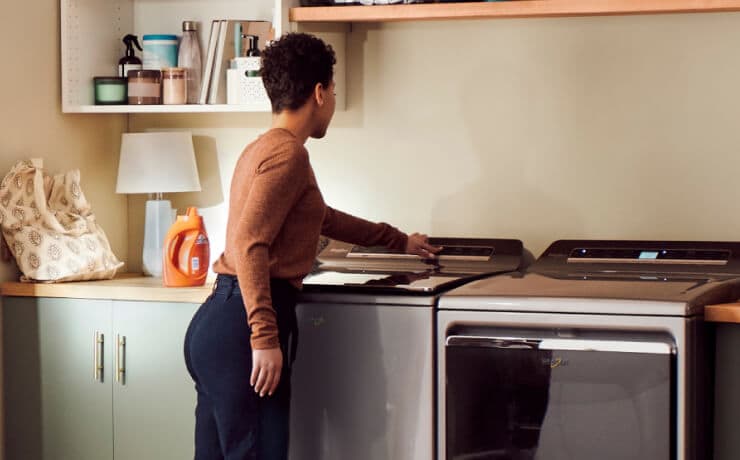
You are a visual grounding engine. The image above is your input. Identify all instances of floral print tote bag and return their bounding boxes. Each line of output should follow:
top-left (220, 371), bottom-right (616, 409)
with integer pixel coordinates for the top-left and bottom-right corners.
top-left (0, 159), bottom-right (123, 282)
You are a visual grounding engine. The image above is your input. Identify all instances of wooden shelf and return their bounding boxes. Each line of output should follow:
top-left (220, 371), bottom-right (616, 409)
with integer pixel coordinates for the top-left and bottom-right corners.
top-left (290, 0), bottom-right (740, 23)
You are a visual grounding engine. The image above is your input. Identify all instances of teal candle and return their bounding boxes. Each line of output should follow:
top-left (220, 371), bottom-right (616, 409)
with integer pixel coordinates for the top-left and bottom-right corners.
top-left (93, 77), bottom-right (128, 105)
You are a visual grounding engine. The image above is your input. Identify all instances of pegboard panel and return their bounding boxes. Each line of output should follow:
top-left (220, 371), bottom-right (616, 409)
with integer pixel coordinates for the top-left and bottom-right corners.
top-left (61, 0), bottom-right (134, 109)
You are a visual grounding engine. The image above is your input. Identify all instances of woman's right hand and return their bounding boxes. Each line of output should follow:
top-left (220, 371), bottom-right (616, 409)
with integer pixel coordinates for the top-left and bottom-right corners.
top-left (251, 347), bottom-right (283, 397)
top-left (406, 232), bottom-right (443, 259)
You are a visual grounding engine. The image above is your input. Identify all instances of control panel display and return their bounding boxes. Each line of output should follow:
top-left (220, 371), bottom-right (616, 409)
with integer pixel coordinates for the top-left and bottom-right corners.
top-left (568, 247), bottom-right (730, 265)
top-left (347, 245), bottom-right (494, 261)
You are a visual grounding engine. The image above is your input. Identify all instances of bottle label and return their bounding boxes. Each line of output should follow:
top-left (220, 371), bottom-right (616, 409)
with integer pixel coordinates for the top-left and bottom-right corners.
top-left (191, 257), bottom-right (200, 271)
top-left (143, 41), bottom-right (178, 70)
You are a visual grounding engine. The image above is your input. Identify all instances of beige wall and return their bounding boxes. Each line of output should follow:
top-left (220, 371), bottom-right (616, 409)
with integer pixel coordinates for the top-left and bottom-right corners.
top-left (130, 12), bottom-right (740, 271)
top-left (0, 1), bottom-right (128, 457)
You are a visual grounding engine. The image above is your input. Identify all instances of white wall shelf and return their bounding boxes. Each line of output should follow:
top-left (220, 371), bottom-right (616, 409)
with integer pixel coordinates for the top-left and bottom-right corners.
top-left (60, 0), bottom-right (278, 113)
top-left (60, 0), bottom-right (341, 114)
top-left (67, 104), bottom-right (271, 114)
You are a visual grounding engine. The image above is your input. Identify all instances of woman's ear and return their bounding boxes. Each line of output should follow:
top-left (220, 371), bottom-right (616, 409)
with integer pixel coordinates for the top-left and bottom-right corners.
top-left (314, 82), bottom-right (325, 106)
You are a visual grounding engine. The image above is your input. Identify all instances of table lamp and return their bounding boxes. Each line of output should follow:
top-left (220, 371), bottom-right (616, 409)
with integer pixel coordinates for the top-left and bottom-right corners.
top-left (116, 132), bottom-right (201, 276)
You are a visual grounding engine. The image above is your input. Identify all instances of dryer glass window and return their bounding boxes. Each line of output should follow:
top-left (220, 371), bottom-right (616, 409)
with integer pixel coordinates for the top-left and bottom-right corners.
top-left (445, 336), bottom-right (674, 460)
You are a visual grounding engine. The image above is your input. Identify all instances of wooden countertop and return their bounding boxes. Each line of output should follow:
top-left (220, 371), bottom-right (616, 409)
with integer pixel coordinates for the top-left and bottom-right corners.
top-left (705, 303), bottom-right (740, 324)
top-left (0, 273), bottom-right (214, 304)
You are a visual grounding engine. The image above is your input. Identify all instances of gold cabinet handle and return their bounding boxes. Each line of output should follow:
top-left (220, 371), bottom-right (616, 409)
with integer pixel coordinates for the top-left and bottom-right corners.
top-left (116, 334), bottom-right (126, 385)
top-left (93, 332), bottom-right (104, 383)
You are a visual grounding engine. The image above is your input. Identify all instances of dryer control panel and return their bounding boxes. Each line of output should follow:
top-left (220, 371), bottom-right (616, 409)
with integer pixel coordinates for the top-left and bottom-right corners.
top-left (567, 247), bottom-right (730, 265)
top-left (534, 239), bottom-right (740, 277)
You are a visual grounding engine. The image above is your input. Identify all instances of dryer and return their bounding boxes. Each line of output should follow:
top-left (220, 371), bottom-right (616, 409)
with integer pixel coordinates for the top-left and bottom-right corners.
top-left (288, 237), bottom-right (528, 460)
top-left (437, 240), bottom-right (740, 460)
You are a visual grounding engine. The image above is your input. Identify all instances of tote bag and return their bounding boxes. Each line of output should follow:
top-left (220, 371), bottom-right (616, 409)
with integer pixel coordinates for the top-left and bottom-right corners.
top-left (0, 159), bottom-right (123, 282)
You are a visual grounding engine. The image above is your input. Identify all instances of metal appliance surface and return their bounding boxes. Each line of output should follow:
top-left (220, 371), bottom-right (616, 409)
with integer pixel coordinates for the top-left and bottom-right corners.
top-left (288, 237), bottom-right (526, 460)
top-left (438, 240), bottom-right (740, 460)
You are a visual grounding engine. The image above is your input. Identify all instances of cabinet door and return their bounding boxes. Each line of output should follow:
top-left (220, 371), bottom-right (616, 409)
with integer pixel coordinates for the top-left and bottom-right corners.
top-left (112, 301), bottom-right (199, 460)
top-left (2, 296), bottom-right (114, 460)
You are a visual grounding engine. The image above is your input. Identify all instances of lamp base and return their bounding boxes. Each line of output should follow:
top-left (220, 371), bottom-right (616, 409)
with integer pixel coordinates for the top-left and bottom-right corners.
top-left (142, 199), bottom-right (174, 277)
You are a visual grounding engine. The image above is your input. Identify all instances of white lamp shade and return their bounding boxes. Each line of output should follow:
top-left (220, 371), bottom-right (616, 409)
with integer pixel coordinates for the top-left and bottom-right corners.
top-left (116, 132), bottom-right (201, 194)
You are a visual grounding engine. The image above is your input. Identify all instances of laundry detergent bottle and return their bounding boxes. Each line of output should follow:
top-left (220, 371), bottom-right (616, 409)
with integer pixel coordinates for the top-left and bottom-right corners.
top-left (163, 207), bottom-right (210, 287)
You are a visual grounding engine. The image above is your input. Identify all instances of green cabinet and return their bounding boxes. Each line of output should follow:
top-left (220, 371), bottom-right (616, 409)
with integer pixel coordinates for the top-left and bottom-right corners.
top-left (2, 296), bottom-right (199, 460)
top-left (112, 301), bottom-right (198, 460)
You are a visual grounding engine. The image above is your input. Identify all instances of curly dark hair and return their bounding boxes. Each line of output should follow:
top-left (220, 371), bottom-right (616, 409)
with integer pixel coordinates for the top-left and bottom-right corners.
top-left (260, 33), bottom-right (336, 113)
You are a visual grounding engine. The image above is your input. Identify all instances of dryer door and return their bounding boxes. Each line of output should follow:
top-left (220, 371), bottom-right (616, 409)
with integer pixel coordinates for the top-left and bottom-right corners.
top-left (445, 332), bottom-right (675, 460)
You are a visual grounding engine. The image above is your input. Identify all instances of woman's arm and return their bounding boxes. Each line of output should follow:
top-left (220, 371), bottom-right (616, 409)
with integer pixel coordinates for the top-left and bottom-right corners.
top-left (321, 206), bottom-right (441, 257)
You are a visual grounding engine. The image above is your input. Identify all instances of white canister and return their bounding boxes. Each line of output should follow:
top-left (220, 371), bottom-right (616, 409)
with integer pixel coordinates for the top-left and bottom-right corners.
top-left (142, 34), bottom-right (178, 70)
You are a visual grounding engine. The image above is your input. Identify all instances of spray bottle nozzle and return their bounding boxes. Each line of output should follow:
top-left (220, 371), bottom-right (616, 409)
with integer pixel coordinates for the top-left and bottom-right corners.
top-left (123, 34), bottom-right (143, 56)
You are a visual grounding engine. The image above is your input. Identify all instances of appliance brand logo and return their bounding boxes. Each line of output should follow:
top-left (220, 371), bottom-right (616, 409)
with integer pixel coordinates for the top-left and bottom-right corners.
top-left (311, 317), bottom-right (325, 327)
top-left (543, 357), bottom-right (569, 369)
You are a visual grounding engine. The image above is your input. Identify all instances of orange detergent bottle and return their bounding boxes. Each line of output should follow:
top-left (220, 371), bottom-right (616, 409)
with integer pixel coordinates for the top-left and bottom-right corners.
top-left (163, 207), bottom-right (210, 287)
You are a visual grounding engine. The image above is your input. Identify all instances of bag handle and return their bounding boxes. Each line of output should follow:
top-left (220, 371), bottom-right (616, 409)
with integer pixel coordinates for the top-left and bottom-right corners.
top-left (0, 236), bottom-right (11, 263)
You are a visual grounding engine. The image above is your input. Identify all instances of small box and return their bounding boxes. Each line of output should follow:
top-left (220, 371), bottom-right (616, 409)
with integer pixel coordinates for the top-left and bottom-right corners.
top-left (226, 69), bottom-right (270, 109)
top-left (231, 57), bottom-right (261, 73)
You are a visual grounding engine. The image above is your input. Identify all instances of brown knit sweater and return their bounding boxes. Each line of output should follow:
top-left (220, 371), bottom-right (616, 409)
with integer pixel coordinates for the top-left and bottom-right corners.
top-left (213, 128), bottom-right (408, 349)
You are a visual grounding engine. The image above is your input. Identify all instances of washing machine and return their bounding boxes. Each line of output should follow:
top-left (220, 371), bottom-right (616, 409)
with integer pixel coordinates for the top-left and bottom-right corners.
top-left (437, 240), bottom-right (740, 460)
top-left (288, 237), bottom-right (529, 460)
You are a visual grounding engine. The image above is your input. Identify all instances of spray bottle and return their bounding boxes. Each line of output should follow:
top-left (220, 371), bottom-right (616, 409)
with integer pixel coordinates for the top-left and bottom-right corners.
top-left (119, 34), bottom-right (143, 78)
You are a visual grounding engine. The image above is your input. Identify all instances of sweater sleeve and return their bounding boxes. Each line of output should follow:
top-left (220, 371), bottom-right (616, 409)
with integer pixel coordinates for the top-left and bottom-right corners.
top-left (234, 146), bottom-right (310, 349)
top-left (321, 206), bottom-right (408, 251)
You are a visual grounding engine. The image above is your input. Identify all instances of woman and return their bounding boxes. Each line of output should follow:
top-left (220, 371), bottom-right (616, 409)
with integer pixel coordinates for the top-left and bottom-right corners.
top-left (183, 32), bottom-right (440, 460)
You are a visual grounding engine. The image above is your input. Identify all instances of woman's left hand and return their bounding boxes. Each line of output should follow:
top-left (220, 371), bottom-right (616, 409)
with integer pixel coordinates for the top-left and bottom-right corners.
top-left (406, 232), bottom-right (443, 259)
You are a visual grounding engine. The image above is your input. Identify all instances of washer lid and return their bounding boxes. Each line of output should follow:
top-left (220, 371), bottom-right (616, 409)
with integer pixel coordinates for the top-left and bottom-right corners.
top-left (316, 237), bottom-right (524, 275)
top-left (438, 271), bottom-right (740, 316)
top-left (304, 237), bottom-right (526, 295)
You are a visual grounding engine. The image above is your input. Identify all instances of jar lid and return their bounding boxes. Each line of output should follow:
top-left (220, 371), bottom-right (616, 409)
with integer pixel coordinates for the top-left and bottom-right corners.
top-left (183, 21), bottom-right (198, 31)
top-left (93, 76), bottom-right (127, 83)
top-left (127, 69), bottom-right (162, 78)
top-left (142, 34), bottom-right (178, 41)
top-left (162, 67), bottom-right (186, 75)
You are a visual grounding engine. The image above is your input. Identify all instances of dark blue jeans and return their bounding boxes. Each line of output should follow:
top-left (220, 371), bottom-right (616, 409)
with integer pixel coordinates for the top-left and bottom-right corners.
top-left (184, 274), bottom-right (298, 460)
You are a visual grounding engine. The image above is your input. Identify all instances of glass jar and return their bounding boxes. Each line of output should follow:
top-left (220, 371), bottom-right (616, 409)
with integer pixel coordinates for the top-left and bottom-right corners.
top-left (127, 69), bottom-right (161, 105)
top-left (93, 77), bottom-right (127, 105)
top-left (162, 68), bottom-right (187, 105)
